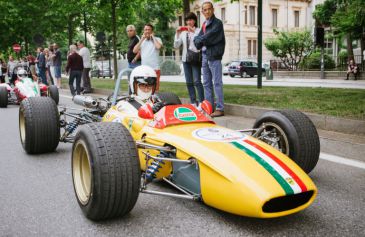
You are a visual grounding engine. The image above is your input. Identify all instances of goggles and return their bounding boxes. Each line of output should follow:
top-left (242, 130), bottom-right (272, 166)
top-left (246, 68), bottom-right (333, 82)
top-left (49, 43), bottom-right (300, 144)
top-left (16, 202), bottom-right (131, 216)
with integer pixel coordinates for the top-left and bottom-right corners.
top-left (135, 76), bottom-right (156, 85)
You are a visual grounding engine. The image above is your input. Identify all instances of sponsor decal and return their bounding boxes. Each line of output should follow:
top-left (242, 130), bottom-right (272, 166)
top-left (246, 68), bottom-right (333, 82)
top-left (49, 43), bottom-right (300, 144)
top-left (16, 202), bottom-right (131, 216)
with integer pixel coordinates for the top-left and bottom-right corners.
top-left (173, 107), bottom-right (197, 121)
top-left (193, 127), bottom-right (245, 142)
top-left (231, 139), bottom-right (307, 195)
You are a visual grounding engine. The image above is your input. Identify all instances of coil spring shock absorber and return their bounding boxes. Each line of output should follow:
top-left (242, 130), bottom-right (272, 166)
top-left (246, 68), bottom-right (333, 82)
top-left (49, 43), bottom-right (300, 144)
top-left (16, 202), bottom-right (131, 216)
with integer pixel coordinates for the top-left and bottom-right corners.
top-left (145, 151), bottom-right (169, 182)
top-left (66, 119), bottom-right (79, 134)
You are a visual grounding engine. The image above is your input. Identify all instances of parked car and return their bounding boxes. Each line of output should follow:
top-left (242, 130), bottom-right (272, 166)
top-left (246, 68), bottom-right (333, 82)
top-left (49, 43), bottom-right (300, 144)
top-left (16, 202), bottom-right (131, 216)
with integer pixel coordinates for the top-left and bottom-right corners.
top-left (228, 60), bottom-right (266, 78)
top-left (90, 66), bottom-right (113, 78)
top-left (223, 62), bottom-right (231, 75)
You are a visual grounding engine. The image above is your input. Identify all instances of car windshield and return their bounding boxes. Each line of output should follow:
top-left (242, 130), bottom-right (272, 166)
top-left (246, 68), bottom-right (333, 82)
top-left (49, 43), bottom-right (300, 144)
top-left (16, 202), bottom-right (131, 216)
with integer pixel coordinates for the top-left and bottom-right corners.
top-left (231, 61), bottom-right (240, 66)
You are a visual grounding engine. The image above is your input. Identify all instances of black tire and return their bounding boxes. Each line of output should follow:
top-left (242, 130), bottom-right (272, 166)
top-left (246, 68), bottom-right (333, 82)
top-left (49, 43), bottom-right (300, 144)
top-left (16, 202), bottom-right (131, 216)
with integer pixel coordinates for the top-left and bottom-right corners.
top-left (253, 110), bottom-right (320, 173)
top-left (0, 86), bottom-right (8, 108)
top-left (230, 74), bottom-right (235, 78)
top-left (19, 97), bottom-right (60, 154)
top-left (72, 122), bottom-right (141, 221)
top-left (154, 92), bottom-right (181, 105)
top-left (48, 85), bottom-right (59, 105)
top-left (250, 74), bottom-right (254, 78)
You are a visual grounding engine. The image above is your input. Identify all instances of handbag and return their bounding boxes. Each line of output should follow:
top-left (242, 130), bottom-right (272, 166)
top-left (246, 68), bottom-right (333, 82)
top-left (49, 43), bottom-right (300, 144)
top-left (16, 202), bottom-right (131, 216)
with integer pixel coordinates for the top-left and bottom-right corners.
top-left (186, 33), bottom-right (201, 65)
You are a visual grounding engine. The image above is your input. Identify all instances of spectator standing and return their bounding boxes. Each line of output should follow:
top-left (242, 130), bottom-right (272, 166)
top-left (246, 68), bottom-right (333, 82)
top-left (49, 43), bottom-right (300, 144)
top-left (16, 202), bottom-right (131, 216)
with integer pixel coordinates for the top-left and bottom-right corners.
top-left (77, 41), bottom-right (92, 93)
top-left (7, 56), bottom-right (20, 84)
top-left (27, 54), bottom-right (36, 77)
top-left (36, 47), bottom-right (47, 85)
top-left (133, 23), bottom-right (163, 91)
top-left (65, 45), bottom-right (84, 96)
top-left (44, 48), bottom-right (53, 85)
top-left (174, 12), bottom-right (204, 105)
top-left (126, 25), bottom-right (141, 69)
top-left (194, 1), bottom-right (226, 117)
top-left (53, 43), bottom-right (62, 89)
top-left (345, 59), bottom-right (359, 80)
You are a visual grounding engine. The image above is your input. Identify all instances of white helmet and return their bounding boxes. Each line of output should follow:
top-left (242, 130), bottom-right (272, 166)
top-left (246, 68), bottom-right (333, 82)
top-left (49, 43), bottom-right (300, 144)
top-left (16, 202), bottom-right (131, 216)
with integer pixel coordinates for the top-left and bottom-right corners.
top-left (129, 65), bottom-right (157, 101)
top-left (17, 68), bottom-right (28, 79)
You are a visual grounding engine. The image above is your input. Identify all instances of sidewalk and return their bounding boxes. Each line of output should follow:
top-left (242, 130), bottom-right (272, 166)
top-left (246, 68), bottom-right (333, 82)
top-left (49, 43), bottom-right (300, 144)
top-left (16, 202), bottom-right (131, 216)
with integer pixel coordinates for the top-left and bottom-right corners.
top-left (161, 75), bottom-right (365, 89)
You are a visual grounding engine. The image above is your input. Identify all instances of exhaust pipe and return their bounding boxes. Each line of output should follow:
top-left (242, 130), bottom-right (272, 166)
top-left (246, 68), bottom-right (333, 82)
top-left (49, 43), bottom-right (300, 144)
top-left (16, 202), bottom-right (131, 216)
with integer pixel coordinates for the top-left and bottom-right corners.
top-left (73, 95), bottom-right (98, 108)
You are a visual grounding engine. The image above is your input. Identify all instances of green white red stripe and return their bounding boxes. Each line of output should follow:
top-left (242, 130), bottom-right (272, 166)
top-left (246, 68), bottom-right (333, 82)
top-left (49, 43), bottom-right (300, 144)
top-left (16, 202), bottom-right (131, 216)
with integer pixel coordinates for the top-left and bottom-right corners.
top-left (231, 139), bottom-right (307, 195)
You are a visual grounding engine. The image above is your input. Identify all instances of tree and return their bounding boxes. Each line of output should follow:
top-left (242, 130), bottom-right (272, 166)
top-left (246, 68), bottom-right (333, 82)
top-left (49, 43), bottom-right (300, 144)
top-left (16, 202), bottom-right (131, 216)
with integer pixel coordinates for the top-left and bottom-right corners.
top-left (265, 29), bottom-right (314, 71)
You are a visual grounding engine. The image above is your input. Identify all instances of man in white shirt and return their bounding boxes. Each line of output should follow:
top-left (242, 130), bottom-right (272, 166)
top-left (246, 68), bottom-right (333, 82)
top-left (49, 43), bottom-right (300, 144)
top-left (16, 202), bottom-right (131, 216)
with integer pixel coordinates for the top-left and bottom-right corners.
top-left (77, 41), bottom-right (92, 93)
top-left (133, 23), bottom-right (163, 91)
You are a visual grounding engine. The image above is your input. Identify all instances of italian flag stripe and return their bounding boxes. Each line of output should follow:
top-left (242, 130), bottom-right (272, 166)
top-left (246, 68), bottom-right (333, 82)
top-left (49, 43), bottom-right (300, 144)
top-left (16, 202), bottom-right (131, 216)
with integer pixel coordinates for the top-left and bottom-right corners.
top-left (244, 139), bottom-right (307, 192)
top-left (231, 141), bottom-right (295, 195)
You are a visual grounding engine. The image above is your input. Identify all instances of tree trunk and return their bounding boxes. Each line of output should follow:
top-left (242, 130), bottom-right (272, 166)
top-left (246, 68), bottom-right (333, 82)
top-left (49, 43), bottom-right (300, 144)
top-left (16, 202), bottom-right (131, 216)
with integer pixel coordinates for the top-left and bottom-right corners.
top-left (346, 34), bottom-right (354, 61)
top-left (68, 15), bottom-right (74, 46)
top-left (183, 0), bottom-right (190, 17)
top-left (112, 0), bottom-right (118, 80)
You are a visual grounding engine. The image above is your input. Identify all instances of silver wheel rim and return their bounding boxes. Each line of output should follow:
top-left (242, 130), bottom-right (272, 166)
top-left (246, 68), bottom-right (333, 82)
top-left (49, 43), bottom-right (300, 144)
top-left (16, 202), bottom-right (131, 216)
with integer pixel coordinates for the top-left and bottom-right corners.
top-left (72, 140), bottom-right (92, 205)
top-left (257, 122), bottom-right (290, 156)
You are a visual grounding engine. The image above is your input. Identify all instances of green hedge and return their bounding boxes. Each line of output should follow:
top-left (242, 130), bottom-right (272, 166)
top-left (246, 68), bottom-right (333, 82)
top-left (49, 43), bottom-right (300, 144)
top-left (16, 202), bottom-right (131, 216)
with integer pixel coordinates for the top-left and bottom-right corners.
top-left (160, 60), bottom-right (181, 75)
top-left (300, 52), bottom-right (335, 70)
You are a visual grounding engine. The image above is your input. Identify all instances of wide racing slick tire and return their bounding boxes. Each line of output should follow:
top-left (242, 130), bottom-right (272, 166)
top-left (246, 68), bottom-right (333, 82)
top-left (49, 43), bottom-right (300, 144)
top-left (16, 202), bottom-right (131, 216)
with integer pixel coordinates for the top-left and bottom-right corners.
top-left (154, 91), bottom-right (181, 105)
top-left (48, 85), bottom-right (59, 105)
top-left (72, 122), bottom-right (141, 221)
top-left (19, 97), bottom-right (60, 154)
top-left (253, 110), bottom-right (320, 173)
top-left (0, 86), bottom-right (8, 108)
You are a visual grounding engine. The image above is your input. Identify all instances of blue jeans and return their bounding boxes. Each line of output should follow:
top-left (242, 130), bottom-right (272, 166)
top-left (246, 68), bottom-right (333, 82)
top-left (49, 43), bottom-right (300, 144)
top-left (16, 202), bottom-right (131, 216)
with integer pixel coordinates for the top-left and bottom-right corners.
top-left (128, 61), bottom-right (141, 69)
top-left (202, 53), bottom-right (224, 111)
top-left (183, 62), bottom-right (204, 104)
top-left (69, 70), bottom-right (82, 96)
top-left (38, 68), bottom-right (47, 85)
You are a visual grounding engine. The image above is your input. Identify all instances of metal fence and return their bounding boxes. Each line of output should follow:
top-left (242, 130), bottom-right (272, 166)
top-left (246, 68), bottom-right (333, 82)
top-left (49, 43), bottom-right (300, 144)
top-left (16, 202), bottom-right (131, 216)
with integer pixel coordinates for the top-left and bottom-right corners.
top-left (269, 54), bottom-right (365, 72)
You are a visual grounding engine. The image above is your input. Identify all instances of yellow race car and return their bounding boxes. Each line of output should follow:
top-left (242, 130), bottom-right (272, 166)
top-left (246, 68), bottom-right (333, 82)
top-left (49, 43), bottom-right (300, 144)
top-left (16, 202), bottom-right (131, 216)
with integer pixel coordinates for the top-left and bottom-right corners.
top-left (19, 77), bottom-right (319, 222)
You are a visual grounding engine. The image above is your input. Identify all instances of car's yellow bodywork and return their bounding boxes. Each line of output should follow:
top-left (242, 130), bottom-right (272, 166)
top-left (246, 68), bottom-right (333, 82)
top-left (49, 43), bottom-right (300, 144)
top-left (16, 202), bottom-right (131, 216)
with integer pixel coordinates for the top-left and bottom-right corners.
top-left (102, 103), bottom-right (317, 218)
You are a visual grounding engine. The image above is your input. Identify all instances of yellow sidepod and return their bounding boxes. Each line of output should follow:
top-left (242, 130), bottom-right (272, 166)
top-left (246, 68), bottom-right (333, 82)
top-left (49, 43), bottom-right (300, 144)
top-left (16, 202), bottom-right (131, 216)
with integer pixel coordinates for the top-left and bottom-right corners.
top-left (142, 123), bottom-right (317, 218)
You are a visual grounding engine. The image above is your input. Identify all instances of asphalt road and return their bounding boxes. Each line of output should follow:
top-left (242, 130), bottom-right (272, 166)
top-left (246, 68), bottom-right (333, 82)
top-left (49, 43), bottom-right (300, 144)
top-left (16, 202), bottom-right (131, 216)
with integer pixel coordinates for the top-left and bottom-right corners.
top-left (0, 95), bottom-right (364, 237)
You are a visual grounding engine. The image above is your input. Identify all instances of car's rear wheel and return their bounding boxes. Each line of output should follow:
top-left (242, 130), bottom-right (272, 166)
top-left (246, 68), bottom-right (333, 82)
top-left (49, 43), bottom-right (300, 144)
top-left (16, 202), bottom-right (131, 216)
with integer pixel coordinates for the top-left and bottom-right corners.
top-left (19, 97), bottom-right (60, 154)
top-left (230, 74), bottom-right (235, 78)
top-left (252, 110), bottom-right (320, 173)
top-left (48, 85), bottom-right (59, 105)
top-left (72, 122), bottom-right (141, 221)
top-left (0, 86), bottom-right (8, 108)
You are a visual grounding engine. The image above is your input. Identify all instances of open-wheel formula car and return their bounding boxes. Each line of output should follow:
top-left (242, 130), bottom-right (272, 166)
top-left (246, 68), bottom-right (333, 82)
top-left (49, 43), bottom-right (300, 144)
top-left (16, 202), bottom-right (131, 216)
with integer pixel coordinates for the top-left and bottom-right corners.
top-left (19, 68), bottom-right (320, 221)
top-left (0, 66), bottom-right (59, 108)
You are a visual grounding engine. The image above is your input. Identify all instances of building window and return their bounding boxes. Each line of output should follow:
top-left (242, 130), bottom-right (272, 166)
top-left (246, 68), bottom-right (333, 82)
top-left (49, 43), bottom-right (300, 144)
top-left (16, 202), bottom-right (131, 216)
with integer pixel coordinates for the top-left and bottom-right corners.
top-left (179, 16), bottom-right (183, 26)
top-left (244, 6), bottom-right (247, 25)
top-left (248, 39), bottom-right (257, 56)
top-left (197, 11), bottom-right (201, 27)
top-left (272, 9), bottom-right (277, 28)
top-left (221, 7), bottom-right (226, 22)
top-left (294, 10), bottom-right (300, 27)
top-left (249, 6), bottom-right (255, 25)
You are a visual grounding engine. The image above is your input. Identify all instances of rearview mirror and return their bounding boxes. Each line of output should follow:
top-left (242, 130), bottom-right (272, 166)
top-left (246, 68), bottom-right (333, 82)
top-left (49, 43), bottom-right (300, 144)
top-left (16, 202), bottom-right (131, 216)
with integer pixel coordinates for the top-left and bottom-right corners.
top-left (138, 104), bottom-right (154, 119)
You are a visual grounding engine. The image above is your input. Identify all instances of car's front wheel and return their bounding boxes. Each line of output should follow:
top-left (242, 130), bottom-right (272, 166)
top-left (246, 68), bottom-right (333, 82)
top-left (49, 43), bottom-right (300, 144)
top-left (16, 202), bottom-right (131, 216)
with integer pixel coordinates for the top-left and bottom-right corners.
top-left (252, 110), bottom-right (320, 173)
top-left (72, 122), bottom-right (141, 221)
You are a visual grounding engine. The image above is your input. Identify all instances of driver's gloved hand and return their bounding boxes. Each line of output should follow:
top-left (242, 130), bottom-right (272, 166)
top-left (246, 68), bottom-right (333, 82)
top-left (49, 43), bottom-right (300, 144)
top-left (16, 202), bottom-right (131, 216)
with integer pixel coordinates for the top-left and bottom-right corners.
top-left (152, 101), bottom-right (165, 113)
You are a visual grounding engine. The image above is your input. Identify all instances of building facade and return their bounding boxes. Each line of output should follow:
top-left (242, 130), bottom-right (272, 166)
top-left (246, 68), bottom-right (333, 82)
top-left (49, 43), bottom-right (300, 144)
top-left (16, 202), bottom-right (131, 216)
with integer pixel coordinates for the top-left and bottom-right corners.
top-left (174, 0), bottom-right (314, 63)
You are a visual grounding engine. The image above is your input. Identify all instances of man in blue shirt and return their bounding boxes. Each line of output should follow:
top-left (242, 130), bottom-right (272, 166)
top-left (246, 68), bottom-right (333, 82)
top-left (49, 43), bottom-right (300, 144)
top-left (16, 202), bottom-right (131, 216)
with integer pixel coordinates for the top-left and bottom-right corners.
top-left (194, 1), bottom-right (226, 117)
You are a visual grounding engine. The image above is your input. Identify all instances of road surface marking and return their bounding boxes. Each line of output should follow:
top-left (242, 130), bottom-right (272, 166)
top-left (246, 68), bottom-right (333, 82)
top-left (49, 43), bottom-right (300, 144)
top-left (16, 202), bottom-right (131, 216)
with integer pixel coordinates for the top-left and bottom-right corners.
top-left (320, 152), bottom-right (365, 170)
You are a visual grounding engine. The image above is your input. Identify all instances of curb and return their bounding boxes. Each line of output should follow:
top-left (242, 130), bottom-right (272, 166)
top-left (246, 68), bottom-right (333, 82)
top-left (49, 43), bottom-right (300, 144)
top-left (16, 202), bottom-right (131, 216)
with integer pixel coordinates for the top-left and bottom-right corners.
top-left (69, 87), bottom-right (365, 135)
